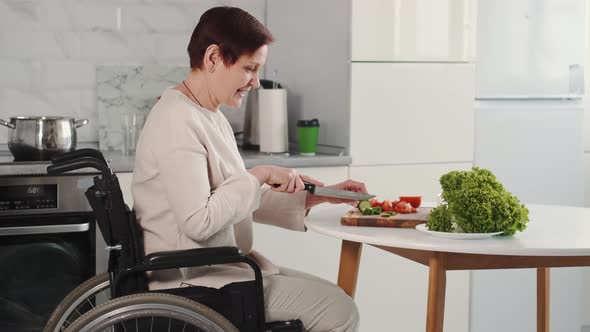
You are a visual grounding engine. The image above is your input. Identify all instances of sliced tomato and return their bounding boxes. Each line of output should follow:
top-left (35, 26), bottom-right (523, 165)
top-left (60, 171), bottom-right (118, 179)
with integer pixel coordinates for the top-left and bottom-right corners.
top-left (369, 198), bottom-right (382, 207)
top-left (381, 200), bottom-right (394, 212)
top-left (393, 201), bottom-right (415, 214)
top-left (399, 196), bottom-right (422, 208)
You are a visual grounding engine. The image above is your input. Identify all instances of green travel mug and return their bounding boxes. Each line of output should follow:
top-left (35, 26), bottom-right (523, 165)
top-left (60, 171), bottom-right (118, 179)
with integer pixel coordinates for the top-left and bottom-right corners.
top-left (297, 119), bottom-right (320, 156)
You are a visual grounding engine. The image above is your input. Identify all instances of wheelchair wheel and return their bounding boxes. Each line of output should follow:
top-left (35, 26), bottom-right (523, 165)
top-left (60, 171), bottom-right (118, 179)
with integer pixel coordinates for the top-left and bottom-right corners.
top-left (64, 292), bottom-right (238, 332)
top-left (44, 272), bottom-right (111, 332)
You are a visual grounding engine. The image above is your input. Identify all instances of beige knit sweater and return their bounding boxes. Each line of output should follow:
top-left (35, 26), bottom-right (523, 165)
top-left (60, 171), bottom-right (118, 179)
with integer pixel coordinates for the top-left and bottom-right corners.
top-left (131, 88), bottom-right (307, 289)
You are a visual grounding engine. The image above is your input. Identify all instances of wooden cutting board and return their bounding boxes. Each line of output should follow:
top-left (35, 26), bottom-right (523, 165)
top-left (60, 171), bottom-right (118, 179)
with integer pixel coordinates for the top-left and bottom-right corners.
top-left (341, 207), bottom-right (432, 228)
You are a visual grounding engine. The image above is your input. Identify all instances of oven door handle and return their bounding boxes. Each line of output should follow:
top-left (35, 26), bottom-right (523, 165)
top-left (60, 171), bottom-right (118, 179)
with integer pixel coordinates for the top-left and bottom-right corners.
top-left (0, 223), bottom-right (89, 236)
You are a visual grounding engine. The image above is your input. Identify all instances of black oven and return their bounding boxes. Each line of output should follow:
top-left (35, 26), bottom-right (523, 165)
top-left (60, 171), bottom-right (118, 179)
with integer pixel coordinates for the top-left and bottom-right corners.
top-left (0, 173), bottom-right (98, 332)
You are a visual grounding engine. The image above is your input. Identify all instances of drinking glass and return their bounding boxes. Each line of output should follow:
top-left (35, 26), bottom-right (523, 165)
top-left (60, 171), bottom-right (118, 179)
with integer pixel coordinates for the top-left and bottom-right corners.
top-left (121, 113), bottom-right (145, 156)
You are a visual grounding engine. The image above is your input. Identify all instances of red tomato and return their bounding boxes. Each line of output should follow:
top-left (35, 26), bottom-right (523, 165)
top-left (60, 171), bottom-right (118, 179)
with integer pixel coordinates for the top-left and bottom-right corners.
top-left (381, 200), bottom-right (394, 212)
top-left (393, 201), bottom-right (414, 214)
top-left (369, 198), bottom-right (382, 207)
top-left (399, 196), bottom-right (422, 208)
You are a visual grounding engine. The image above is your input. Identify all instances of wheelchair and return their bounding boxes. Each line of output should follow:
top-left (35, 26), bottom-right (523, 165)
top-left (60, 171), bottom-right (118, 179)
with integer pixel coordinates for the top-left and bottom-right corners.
top-left (42, 148), bottom-right (303, 332)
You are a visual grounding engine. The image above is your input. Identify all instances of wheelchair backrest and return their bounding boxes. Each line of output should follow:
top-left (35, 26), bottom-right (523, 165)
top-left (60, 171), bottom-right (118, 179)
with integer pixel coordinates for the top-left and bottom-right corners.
top-left (86, 174), bottom-right (149, 296)
top-left (47, 150), bottom-right (148, 296)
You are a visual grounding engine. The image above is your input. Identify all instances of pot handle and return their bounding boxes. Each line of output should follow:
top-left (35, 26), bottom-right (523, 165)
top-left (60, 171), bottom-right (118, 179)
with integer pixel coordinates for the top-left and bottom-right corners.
top-left (0, 118), bottom-right (15, 129)
top-left (74, 119), bottom-right (89, 128)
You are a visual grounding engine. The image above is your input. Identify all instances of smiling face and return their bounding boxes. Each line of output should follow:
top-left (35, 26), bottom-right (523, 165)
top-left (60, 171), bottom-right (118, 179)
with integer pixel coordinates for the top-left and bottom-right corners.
top-left (212, 45), bottom-right (267, 108)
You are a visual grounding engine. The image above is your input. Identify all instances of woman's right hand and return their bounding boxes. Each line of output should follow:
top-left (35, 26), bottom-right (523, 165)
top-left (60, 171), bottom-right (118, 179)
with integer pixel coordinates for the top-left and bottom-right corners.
top-left (248, 165), bottom-right (322, 194)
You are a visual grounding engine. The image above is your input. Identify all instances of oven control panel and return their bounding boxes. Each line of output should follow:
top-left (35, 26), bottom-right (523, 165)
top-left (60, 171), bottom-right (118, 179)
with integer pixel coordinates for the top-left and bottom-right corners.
top-left (0, 174), bottom-right (94, 216)
top-left (0, 184), bottom-right (58, 210)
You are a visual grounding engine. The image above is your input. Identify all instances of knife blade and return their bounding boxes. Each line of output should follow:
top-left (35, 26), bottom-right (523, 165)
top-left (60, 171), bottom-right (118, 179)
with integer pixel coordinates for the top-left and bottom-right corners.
top-left (303, 182), bottom-right (375, 201)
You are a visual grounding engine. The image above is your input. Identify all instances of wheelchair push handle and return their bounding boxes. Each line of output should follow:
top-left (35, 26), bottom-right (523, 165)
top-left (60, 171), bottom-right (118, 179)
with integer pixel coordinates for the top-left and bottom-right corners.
top-left (51, 148), bottom-right (108, 164)
top-left (47, 156), bottom-right (111, 176)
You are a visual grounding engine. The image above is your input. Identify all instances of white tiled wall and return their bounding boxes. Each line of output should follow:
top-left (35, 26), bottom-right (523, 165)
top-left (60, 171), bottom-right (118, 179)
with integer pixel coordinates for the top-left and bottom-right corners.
top-left (0, 0), bottom-right (265, 144)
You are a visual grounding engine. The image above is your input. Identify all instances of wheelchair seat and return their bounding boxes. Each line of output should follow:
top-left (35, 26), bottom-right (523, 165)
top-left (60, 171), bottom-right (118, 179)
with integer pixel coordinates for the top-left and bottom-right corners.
top-left (45, 149), bottom-right (303, 332)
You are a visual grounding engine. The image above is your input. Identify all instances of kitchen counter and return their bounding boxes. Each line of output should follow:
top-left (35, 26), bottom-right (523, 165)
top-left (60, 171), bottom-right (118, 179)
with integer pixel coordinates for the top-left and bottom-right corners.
top-left (0, 144), bottom-right (351, 175)
top-left (105, 149), bottom-right (351, 172)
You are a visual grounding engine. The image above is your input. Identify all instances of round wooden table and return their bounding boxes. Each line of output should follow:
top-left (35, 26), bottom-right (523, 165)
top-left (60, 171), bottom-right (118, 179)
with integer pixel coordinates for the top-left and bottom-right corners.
top-left (305, 203), bottom-right (590, 332)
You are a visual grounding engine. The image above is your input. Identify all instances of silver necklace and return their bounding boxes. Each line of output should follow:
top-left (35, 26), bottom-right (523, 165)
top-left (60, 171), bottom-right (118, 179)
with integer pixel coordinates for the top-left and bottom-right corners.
top-left (182, 80), bottom-right (204, 108)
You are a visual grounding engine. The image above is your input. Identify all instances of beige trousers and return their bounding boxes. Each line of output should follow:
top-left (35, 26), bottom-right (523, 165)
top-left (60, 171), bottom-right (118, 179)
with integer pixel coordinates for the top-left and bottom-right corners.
top-left (263, 267), bottom-right (360, 332)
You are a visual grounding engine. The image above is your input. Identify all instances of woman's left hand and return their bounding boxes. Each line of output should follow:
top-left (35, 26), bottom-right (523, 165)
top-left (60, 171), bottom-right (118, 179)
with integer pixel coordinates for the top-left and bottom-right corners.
top-left (305, 179), bottom-right (368, 209)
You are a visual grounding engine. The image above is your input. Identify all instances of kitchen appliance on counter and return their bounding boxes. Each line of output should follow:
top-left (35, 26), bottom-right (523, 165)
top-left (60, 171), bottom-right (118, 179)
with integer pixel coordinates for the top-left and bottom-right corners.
top-left (0, 116), bottom-right (89, 161)
top-left (243, 80), bottom-right (289, 153)
top-left (0, 167), bottom-right (100, 332)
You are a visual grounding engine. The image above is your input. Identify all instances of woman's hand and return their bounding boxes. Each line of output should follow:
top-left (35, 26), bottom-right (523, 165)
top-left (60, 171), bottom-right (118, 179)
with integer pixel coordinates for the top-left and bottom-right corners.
top-left (305, 179), bottom-right (368, 209)
top-left (248, 166), bottom-right (324, 194)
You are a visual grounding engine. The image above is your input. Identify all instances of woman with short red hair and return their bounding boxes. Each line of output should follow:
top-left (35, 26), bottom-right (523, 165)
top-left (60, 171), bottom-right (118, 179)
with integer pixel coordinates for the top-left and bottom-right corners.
top-left (132, 6), bottom-right (362, 331)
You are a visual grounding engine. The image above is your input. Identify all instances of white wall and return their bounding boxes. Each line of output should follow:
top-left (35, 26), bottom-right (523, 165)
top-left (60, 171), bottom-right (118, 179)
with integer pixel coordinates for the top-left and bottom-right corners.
top-left (0, 0), bottom-right (266, 143)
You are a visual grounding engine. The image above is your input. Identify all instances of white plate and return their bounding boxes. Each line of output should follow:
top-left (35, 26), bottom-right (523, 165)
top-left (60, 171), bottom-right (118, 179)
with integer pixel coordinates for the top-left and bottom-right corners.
top-left (415, 224), bottom-right (503, 240)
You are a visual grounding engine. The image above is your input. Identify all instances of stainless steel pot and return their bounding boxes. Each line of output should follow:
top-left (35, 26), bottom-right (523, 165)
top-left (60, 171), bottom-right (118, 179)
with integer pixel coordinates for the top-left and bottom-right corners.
top-left (0, 116), bottom-right (89, 161)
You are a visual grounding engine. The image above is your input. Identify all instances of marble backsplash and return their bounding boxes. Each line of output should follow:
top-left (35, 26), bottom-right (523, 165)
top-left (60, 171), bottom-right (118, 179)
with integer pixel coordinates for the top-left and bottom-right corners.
top-left (96, 65), bottom-right (185, 151)
top-left (96, 65), bottom-right (247, 152)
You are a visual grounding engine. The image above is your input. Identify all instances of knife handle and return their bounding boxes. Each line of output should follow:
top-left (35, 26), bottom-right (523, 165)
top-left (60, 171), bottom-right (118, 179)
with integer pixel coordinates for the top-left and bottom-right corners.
top-left (303, 182), bottom-right (315, 192)
top-left (271, 182), bottom-right (316, 193)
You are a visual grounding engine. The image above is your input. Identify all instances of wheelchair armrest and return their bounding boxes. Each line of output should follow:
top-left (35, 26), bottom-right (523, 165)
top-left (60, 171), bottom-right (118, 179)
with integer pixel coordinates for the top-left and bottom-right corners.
top-left (116, 246), bottom-right (262, 285)
top-left (142, 246), bottom-right (244, 270)
top-left (114, 246), bottom-right (267, 331)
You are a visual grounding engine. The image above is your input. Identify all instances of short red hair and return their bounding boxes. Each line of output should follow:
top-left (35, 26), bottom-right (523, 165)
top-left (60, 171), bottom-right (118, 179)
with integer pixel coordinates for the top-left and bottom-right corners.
top-left (187, 7), bottom-right (274, 70)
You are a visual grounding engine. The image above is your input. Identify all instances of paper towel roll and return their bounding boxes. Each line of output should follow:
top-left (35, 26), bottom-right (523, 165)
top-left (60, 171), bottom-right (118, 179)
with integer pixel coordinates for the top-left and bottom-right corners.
top-left (258, 88), bottom-right (289, 153)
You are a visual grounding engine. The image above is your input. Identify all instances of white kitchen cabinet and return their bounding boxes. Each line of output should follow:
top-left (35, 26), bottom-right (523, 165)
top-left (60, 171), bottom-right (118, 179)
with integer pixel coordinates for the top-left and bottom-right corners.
top-left (350, 62), bottom-right (475, 166)
top-left (351, 0), bottom-right (477, 62)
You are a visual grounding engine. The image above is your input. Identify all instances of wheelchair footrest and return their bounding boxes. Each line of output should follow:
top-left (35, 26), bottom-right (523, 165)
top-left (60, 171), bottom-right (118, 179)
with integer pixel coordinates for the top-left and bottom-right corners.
top-left (265, 319), bottom-right (304, 332)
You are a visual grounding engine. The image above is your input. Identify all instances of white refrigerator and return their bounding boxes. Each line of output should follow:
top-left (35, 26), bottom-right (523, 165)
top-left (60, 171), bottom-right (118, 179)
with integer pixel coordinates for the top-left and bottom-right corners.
top-left (472, 0), bottom-right (586, 331)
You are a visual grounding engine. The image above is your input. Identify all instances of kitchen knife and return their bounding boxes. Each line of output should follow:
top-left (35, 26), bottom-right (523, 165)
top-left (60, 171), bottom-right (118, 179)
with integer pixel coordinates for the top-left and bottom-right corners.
top-left (304, 182), bottom-right (375, 200)
top-left (271, 182), bottom-right (374, 200)
top-left (272, 182), bottom-right (375, 201)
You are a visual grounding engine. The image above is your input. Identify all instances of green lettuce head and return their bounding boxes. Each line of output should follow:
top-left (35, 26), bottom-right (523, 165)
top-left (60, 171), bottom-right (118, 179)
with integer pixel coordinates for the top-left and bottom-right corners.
top-left (427, 167), bottom-right (529, 235)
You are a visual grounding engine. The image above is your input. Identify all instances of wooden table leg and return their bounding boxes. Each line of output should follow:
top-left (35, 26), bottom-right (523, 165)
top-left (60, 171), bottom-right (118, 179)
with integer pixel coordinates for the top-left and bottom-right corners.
top-left (337, 240), bottom-right (362, 298)
top-left (426, 252), bottom-right (447, 332)
top-left (537, 268), bottom-right (550, 332)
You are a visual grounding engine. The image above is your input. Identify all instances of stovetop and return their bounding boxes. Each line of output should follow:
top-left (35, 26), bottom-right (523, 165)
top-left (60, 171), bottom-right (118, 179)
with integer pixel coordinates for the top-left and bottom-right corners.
top-left (0, 158), bottom-right (51, 176)
top-left (0, 151), bottom-right (100, 176)
top-left (0, 150), bottom-right (13, 162)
